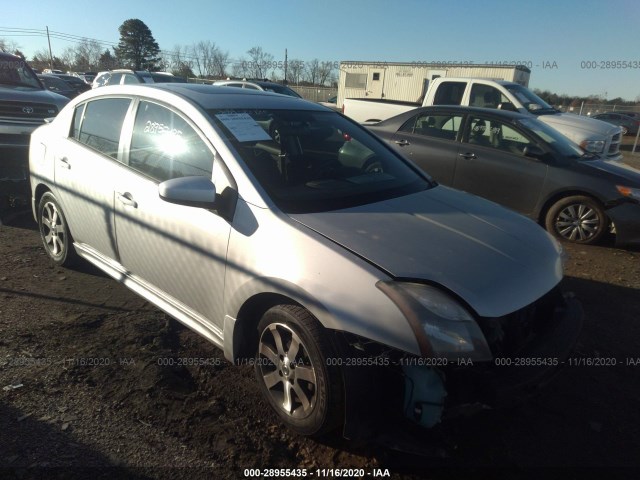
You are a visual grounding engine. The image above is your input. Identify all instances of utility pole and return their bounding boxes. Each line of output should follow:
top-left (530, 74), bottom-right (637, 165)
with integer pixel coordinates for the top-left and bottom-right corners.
top-left (284, 49), bottom-right (288, 84)
top-left (46, 26), bottom-right (53, 71)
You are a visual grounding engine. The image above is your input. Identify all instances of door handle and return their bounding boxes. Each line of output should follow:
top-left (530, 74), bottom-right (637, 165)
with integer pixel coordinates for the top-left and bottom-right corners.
top-left (58, 157), bottom-right (71, 169)
top-left (458, 152), bottom-right (477, 160)
top-left (394, 139), bottom-right (410, 147)
top-left (117, 192), bottom-right (138, 208)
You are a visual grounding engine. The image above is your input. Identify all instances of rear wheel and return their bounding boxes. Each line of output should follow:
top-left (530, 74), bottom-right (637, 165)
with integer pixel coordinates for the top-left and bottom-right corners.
top-left (37, 192), bottom-right (78, 266)
top-left (545, 195), bottom-right (607, 245)
top-left (255, 305), bottom-right (343, 436)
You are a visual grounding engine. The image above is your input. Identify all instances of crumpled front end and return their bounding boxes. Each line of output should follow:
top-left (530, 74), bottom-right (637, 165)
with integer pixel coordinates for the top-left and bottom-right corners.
top-left (335, 287), bottom-right (583, 439)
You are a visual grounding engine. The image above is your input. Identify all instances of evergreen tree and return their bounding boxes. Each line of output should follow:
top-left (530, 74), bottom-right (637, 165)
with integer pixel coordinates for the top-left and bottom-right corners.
top-left (114, 19), bottom-right (160, 70)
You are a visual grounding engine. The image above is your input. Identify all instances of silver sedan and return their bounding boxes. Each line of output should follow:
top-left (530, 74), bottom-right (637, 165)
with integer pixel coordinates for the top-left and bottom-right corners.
top-left (29, 84), bottom-right (582, 438)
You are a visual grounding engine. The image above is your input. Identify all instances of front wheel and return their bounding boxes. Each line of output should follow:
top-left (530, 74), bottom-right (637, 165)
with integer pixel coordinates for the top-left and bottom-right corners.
top-left (255, 305), bottom-right (343, 436)
top-left (545, 195), bottom-right (607, 245)
top-left (37, 192), bottom-right (78, 266)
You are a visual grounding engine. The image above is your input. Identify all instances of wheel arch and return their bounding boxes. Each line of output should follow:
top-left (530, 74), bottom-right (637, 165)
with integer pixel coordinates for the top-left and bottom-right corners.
top-left (537, 189), bottom-right (609, 226)
top-left (229, 292), bottom-right (301, 362)
top-left (225, 279), bottom-right (336, 363)
top-left (33, 183), bottom-right (51, 218)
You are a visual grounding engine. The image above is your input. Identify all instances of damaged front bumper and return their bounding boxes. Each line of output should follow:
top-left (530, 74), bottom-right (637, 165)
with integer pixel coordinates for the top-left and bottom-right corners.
top-left (607, 201), bottom-right (640, 247)
top-left (336, 291), bottom-right (583, 439)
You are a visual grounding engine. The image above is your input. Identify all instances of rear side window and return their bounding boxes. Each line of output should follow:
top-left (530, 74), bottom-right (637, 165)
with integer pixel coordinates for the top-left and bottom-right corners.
top-left (128, 101), bottom-right (214, 182)
top-left (108, 72), bottom-right (123, 85)
top-left (400, 113), bottom-right (463, 140)
top-left (469, 84), bottom-right (512, 109)
top-left (432, 82), bottom-right (466, 105)
top-left (76, 98), bottom-right (131, 158)
top-left (122, 74), bottom-right (138, 85)
top-left (71, 103), bottom-right (85, 140)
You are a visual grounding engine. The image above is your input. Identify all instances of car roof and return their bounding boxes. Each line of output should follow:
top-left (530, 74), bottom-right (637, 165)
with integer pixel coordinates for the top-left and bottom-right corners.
top-left (0, 52), bottom-right (23, 62)
top-left (403, 105), bottom-right (530, 120)
top-left (95, 83), bottom-right (327, 111)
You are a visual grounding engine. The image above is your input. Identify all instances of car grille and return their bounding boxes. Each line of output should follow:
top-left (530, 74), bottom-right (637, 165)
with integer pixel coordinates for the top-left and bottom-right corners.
top-left (608, 132), bottom-right (621, 155)
top-left (477, 287), bottom-right (564, 357)
top-left (0, 133), bottom-right (31, 146)
top-left (0, 101), bottom-right (58, 121)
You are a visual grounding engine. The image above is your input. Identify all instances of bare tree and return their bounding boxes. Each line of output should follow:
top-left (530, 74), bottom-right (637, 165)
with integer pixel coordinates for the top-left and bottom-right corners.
top-left (191, 40), bottom-right (213, 77)
top-left (318, 61), bottom-right (334, 86)
top-left (245, 46), bottom-right (274, 79)
top-left (231, 59), bottom-right (249, 78)
top-left (287, 59), bottom-right (304, 85)
top-left (0, 38), bottom-right (21, 54)
top-left (211, 49), bottom-right (230, 78)
top-left (304, 58), bottom-right (320, 85)
top-left (72, 39), bottom-right (102, 71)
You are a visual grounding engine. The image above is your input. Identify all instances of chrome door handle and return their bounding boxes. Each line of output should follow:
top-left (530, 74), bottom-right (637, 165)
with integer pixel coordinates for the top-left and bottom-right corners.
top-left (117, 192), bottom-right (138, 208)
top-left (394, 139), bottom-right (410, 147)
top-left (58, 157), bottom-right (71, 169)
top-left (458, 152), bottom-right (477, 160)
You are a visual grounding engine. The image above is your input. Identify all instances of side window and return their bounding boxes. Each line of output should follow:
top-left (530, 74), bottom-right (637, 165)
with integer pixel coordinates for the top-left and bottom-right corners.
top-left (469, 84), bottom-right (512, 109)
top-left (108, 73), bottom-right (123, 85)
top-left (128, 101), bottom-right (214, 182)
top-left (399, 113), bottom-right (462, 140)
top-left (71, 103), bottom-right (85, 140)
top-left (76, 98), bottom-right (131, 158)
top-left (432, 82), bottom-right (466, 105)
top-left (122, 74), bottom-right (138, 85)
top-left (467, 116), bottom-right (532, 154)
top-left (244, 84), bottom-right (260, 90)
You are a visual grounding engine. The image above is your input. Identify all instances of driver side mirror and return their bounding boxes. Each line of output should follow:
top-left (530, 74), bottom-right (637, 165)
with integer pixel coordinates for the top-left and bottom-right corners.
top-left (159, 176), bottom-right (217, 209)
top-left (523, 145), bottom-right (545, 159)
top-left (497, 102), bottom-right (517, 112)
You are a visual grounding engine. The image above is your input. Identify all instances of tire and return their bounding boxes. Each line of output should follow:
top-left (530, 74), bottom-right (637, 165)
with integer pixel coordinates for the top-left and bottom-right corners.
top-left (255, 305), bottom-right (344, 436)
top-left (545, 195), bottom-right (607, 245)
top-left (37, 192), bottom-right (78, 266)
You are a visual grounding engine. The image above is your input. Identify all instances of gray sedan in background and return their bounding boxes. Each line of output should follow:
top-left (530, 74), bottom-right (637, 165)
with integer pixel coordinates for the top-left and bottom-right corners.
top-left (368, 106), bottom-right (640, 246)
top-left (30, 85), bottom-right (582, 439)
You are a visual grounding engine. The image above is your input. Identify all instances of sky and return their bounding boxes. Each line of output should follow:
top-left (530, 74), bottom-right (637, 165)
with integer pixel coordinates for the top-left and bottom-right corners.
top-left (2, 0), bottom-right (640, 100)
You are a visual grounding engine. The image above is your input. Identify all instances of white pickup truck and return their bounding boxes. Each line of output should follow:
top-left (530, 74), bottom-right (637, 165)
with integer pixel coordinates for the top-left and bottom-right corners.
top-left (342, 77), bottom-right (622, 161)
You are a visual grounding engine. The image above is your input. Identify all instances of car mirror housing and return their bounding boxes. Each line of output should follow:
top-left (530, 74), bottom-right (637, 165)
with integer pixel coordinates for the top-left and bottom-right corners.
top-left (523, 145), bottom-right (545, 159)
top-left (158, 176), bottom-right (217, 209)
top-left (497, 102), bottom-right (517, 112)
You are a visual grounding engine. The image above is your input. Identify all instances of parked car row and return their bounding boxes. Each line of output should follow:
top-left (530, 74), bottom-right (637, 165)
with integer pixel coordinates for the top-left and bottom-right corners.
top-left (367, 106), bottom-right (640, 246)
top-left (213, 79), bottom-right (302, 98)
top-left (91, 69), bottom-right (187, 88)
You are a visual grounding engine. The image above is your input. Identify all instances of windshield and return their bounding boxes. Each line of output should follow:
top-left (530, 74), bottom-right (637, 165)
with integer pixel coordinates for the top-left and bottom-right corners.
top-left (208, 109), bottom-right (430, 213)
top-left (0, 59), bottom-right (42, 89)
top-left (261, 84), bottom-right (302, 98)
top-left (518, 118), bottom-right (585, 158)
top-left (504, 84), bottom-right (555, 114)
top-left (39, 75), bottom-right (72, 92)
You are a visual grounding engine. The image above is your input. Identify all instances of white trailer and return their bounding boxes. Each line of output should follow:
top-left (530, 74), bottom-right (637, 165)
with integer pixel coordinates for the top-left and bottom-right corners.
top-left (337, 62), bottom-right (530, 109)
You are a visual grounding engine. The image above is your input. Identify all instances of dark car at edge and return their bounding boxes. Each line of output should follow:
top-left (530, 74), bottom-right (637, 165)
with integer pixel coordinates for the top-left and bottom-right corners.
top-left (367, 106), bottom-right (640, 246)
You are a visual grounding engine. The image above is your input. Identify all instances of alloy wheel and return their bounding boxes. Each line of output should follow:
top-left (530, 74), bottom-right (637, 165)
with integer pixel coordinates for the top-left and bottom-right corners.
top-left (257, 322), bottom-right (318, 419)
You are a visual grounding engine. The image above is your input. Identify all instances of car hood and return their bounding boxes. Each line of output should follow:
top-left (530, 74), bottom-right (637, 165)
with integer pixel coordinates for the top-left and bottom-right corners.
top-left (580, 158), bottom-right (640, 186)
top-left (290, 186), bottom-right (563, 318)
top-left (0, 86), bottom-right (70, 109)
top-left (538, 112), bottom-right (620, 137)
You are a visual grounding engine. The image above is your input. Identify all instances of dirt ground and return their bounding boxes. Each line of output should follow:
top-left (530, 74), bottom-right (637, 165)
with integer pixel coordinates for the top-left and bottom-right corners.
top-left (1, 150), bottom-right (640, 480)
